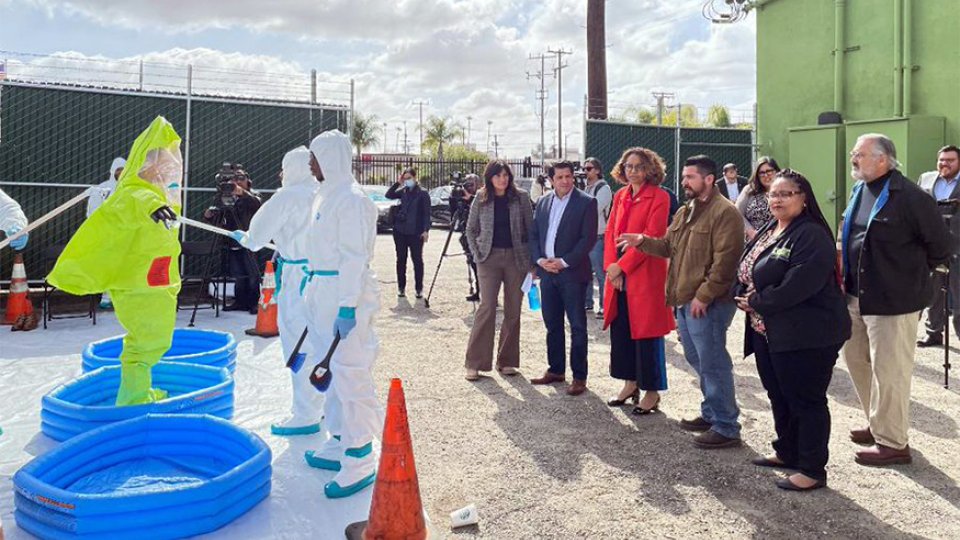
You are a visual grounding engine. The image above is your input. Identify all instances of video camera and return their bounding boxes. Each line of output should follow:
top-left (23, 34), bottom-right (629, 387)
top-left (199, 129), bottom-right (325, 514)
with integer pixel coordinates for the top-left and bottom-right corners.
top-left (449, 171), bottom-right (477, 202)
top-left (215, 162), bottom-right (248, 207)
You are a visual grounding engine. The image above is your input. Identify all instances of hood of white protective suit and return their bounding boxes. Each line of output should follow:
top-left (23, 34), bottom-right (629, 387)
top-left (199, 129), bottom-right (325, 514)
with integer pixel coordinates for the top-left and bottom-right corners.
top-left (309, 130), bottom-right (355, 190)
top-left (281, 146), bottom-right (314, 188)
top-left (108, 157), bottom-right (126, 179)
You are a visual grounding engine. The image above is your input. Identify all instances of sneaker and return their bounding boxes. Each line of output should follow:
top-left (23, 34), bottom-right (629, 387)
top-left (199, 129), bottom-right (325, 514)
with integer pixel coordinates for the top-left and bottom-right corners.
top-left (398, 290), bottom-right (406, 298)
top-left (595, 309), bottom-right (604, 320)
top-left (465, 293), bottom-right (480, 302)
top-left (693, 429), bottom-right (742, 449)
top-left (585, 304), bottom-right (594, 311)
top-left (415, 290), bottom-right (423, 299)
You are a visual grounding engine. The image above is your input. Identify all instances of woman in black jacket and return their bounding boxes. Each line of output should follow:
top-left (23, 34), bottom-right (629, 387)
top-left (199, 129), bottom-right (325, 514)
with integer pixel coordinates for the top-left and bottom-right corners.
top-left (734, 169), bottom-right (851, 492)
top-left (386, 167), bottom-right (432, 298)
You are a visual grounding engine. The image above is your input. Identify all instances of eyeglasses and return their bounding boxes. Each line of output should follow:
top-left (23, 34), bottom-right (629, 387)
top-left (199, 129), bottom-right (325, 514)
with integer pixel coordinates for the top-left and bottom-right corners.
top-left (766, 190), bottom-right (803, 200)
top-left (758, 169), bottom-right (776, 177)
top-left (849, 151), bottom-right (878, 160)
top-left (583, 166), bottom-right (595, 171)
top-left (624, 164), bottom-right (644, 172)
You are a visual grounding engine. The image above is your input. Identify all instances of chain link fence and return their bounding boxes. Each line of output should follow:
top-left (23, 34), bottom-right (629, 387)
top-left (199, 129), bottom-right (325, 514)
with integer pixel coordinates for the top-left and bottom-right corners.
top-left (0, 81), bottom-right (349, 281)
top-left (584, 119), bottom-right (755, 197)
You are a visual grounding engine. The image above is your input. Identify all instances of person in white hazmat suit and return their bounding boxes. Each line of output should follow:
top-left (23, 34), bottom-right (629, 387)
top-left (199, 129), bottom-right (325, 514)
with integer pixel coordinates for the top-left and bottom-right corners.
top-left (86, 157), bottom-right (126, 309)
top-left (301, 130), bottom-right (384, 499)
top-left (230, 146), bottom-right (325, 436)
top-left (0, 187), bottom-right (29, 251)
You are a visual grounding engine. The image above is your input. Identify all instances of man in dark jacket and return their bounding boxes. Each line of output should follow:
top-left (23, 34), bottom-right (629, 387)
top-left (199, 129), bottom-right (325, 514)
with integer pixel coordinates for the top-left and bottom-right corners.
top-left (386, 167), bottom-right (432, 298)
top-left (528, 160), bottom-right (598, 396)
top-left (840, 133), bottom-right (952, 466)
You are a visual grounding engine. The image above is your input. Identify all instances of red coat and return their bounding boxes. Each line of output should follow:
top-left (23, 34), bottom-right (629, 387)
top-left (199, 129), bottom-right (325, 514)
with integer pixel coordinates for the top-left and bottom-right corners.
top-left (602, 183), bottom-right (675, 338)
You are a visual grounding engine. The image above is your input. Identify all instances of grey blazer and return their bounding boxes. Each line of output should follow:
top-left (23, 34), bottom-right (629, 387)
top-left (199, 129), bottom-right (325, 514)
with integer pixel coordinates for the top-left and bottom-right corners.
top-left (465, 188), bottom-right (534, 272)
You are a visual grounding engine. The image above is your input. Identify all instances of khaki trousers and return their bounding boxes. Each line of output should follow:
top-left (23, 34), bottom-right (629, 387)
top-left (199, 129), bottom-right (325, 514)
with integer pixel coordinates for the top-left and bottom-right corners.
top-left (465, 248), bottom-right (525, 371)
top-left (842, 296), bottom-right (919, 450)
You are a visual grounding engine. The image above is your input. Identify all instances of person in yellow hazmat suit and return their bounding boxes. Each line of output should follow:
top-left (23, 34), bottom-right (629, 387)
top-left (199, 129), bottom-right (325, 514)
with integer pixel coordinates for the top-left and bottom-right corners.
top-left (48, 116), bottom-right (183, 406)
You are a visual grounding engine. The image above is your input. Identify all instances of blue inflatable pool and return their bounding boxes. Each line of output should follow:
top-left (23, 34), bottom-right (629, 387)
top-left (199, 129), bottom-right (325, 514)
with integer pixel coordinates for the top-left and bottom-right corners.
top-left (42, 363), bottom-right (235, 442)
top-left (82, 328), bottom-right (238, 373)
top-left (14, 414), bottom-right (271, 539)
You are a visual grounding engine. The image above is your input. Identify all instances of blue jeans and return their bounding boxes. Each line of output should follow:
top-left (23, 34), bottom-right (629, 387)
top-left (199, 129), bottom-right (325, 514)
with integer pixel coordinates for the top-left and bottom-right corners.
top-left (541, 275), bottom-right (589, 381)
top-left (585, 234), bottom-right (605, 310)
top-left (675, 300), bottom-right (741, 439)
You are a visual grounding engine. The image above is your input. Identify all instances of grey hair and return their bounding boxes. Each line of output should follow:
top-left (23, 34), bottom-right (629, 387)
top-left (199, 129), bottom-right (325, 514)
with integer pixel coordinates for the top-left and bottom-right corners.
top-left (857, 133), bottom-right (901, 169)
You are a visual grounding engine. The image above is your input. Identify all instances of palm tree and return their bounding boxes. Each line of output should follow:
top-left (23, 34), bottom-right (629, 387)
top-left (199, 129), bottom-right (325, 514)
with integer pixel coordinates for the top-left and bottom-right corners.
top-left (422, 116), bottom-right (463, 161)
top-left (350, 112), bottom-right (380, 156)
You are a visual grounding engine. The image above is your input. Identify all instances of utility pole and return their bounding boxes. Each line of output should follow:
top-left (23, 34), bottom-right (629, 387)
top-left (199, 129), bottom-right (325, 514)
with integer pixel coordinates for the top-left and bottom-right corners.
top-left (587, 0), bottom-right (607, 119)
top-left (487, 120), bottom-right (493, 155)
top-left (395, 127), bottom-right (402, 153)
top-left (652, 91), bottom-right (675, 125)
top-left (466, 116), bottom-right (473, 148)
top-left (382, 122), bottom-right (388, 153)
top-left (528, 52), bottom-right (553, 168)
top-left (548, 47), bottom-right (572, 159)
top-left (412, 100), bottom-right (428, 152)
top-left (403, 121), bottom-right (410, 154)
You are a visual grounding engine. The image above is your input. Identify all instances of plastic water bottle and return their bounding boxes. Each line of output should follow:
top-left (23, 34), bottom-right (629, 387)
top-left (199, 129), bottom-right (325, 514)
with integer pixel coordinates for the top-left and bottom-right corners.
top-left (528, 282), bottom-right (541, 311)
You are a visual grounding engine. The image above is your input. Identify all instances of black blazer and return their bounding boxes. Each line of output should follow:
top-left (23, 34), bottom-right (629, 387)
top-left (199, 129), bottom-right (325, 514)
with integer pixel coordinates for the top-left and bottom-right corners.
top-left (717, 177), bottom-right (748, 201)
top-left (386, 183), bottom-right (432, 236)
top-left (529, 188), bottom-right (598, 283)
top-left (739, 214), bottom-right (851, 356)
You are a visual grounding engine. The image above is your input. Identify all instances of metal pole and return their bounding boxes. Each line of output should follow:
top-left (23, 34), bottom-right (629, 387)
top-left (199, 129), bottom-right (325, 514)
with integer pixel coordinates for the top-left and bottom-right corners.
top-left (674, 103), bottom-right (681, 195)
top-left (310, 69), bottom-right (317, 104)
top-left (138, 59), bottom-right (144, 91)
top-left (181, 64), bottom-right (193, 254)
top-left (349, 79), bottom-right (355, 137)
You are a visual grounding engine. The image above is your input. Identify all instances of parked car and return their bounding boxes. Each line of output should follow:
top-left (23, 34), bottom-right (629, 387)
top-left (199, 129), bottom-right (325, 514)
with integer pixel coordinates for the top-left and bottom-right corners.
top-left (429, 185), bottom-right (453, 228)
top-left (361, 184), bottom-right (398, 233)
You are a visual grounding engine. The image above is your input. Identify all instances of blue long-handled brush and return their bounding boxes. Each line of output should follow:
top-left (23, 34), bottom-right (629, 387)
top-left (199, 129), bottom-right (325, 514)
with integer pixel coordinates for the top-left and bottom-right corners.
top-left (309, 332), bottom-right (340, 392)
top-left (286, 327), bottom-right (309, 372)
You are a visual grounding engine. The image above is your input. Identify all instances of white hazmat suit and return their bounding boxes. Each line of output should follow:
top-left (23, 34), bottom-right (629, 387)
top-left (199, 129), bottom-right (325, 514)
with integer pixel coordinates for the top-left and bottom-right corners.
top-left (0, 188), bottom-right (28, 243)
top-left (302, 130), bottom-right (383, 499)
top-left (236, 146), bottom-right (324, 435)
top-left (86, 157), bottom-right (126, 217)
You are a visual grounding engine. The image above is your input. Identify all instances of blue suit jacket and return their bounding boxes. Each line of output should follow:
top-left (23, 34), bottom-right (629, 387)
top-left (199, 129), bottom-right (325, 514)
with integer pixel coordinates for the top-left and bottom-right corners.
top-left (529, 188), bottom-right (599, 283)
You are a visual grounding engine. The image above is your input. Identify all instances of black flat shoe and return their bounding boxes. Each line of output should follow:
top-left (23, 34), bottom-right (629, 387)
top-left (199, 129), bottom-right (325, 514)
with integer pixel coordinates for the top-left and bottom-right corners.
top-left (607, 389), bottom-right (639, 407)
top-left (632, 395), bottom-right (661, 415)
top-left (751, 456), bottom-right (797, 470)
top-left (776, 477), bottom-right (826, 492)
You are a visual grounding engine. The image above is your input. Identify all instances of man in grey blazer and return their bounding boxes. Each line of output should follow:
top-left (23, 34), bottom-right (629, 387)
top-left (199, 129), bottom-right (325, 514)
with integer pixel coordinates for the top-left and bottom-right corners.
top-left (917, 145), bottom-right (960, 347)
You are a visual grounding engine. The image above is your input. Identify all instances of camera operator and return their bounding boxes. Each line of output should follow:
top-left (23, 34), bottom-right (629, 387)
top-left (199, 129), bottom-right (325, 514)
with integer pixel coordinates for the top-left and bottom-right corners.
top-left (451, 174), bottom-right (480, 301)
top-left (386, 167), bottom-right (432, 299)
top-left (918, 145), bottom-right (960, 347)
top-left (203, 164), bottom-right (263, 313)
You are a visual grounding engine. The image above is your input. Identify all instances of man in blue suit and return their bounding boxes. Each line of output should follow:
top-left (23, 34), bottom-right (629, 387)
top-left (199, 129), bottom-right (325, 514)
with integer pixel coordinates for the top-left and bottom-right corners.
top-left (529, 160), bottom-right (599, 395)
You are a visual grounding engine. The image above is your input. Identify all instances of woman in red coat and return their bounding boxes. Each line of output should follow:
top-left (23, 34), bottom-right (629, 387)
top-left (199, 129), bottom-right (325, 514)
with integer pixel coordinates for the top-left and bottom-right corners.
top-left (603, 147), bottom-right (675, 415)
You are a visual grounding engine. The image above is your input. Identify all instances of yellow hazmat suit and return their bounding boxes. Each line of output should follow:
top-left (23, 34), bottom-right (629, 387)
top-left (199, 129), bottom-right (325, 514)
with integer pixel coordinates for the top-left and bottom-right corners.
top-left (48, 116), bottom-right (183, 406)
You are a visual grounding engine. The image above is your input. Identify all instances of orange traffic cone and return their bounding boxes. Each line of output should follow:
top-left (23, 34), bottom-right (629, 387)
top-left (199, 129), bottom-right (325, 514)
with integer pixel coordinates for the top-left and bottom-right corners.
top-left (244, 260), bottom-right (279, 338)
top-left (345, 378), bottom-right (428, 540)
top-left (3, 253), bottom-right (37, 330)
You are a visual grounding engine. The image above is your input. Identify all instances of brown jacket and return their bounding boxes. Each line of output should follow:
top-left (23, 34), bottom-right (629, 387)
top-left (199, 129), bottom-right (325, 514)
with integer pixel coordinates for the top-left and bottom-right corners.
top-left (640, 190), bottom-right (744, 306)
top-left (466, 188), bottom-right (534, 272)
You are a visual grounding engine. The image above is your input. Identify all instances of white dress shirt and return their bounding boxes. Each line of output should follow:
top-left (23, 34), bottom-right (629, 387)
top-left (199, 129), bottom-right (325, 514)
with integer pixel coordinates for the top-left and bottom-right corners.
top-left (724, 179), bottom-right (740, 202)
top-left (539, 190), bottom-right (572, 268)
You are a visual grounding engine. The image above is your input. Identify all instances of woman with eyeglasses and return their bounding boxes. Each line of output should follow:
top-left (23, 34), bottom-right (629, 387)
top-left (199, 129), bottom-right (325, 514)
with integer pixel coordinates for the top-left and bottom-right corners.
top-left (602, 147), bottom-right (674, 415)
top-left (733, 169), bottom-right (851, 492)
top-left (735, 157), bottom-right (781, 241)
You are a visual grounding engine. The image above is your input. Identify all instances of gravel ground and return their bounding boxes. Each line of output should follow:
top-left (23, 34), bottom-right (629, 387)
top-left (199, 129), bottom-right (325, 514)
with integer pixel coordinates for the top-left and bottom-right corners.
top-left (370, 232), bottom-right (960, 539)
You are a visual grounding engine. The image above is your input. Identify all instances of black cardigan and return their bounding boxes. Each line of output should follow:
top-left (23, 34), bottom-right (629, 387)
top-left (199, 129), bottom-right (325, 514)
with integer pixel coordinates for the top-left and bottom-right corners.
top-left (739, 214), bottom-right (851, 356)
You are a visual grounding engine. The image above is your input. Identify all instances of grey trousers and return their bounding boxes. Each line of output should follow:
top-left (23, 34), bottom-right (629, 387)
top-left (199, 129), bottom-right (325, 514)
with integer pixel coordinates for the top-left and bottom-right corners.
top-left (923, 263), bottom-right (960, 339)
top-left (465, 248), bottom-right (525, 371)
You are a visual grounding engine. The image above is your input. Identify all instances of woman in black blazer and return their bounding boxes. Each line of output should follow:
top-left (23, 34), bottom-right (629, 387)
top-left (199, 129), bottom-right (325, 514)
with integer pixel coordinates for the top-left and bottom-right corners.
top-left (734, 169), bottom-right (851, 492)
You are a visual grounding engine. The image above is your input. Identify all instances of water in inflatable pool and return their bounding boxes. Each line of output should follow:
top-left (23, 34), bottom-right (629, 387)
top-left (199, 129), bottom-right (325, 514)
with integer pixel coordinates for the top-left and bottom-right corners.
top-left (67, 456), bottom-right (228, 495)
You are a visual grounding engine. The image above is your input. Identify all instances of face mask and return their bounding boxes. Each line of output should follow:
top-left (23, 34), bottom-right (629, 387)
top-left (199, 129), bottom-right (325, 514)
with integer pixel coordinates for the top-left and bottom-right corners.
top-left (404, 179), bottom-right (415, 189)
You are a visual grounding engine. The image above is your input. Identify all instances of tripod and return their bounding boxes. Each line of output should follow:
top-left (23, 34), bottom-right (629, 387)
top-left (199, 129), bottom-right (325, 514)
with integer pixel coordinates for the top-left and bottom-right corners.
top-left (424, 204), bottom-right (476, 309)
top-left (936, 265), bottom-right (951, 389)
top-left (187, 202), bottom-right (261, 326)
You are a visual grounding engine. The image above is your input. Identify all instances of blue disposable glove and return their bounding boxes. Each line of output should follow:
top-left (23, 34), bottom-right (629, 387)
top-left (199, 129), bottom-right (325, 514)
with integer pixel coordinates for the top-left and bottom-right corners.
top-left (333, 307), bottom-right (357, 339)
top-left (6, 227), bottom-right (28, 250)
top-left (229, 230), bottom-right (248, 245)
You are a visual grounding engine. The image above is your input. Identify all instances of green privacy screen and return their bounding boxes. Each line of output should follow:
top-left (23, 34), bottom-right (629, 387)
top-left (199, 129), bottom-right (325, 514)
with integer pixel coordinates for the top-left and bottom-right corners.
top-left (0, 83), bottom-right (346, 279)
top-left (584, 119), bottom-right (753, 195)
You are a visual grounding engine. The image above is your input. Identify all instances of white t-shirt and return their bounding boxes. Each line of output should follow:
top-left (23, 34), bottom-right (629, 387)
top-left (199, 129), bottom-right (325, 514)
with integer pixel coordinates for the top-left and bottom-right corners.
top-left (585, 180), bottom-right (613, 235)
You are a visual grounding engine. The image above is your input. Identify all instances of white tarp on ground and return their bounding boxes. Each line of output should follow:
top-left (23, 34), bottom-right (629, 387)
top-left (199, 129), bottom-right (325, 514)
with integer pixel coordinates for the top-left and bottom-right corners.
top-left (0, 310), bottom-right (373, 540)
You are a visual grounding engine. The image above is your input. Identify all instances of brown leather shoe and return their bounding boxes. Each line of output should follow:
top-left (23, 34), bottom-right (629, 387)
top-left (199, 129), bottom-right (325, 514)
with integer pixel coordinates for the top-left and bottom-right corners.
top-left (566, 379), bottom-right (587, 396)
top-left (855, 444), bottom-right (912, 466)
top-left (693, 429), bottom-right (742, 449)
top-left (849, 427), bottom-right (875, 446)
top-left (679, 416), bottom-right (713, 432)
top-left (530, 371), bottom-right (565, 385)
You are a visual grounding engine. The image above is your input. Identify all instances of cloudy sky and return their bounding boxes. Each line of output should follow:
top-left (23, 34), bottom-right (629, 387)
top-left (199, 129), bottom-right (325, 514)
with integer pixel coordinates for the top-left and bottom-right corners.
top-left (0, 0), bottom-right (756, 157)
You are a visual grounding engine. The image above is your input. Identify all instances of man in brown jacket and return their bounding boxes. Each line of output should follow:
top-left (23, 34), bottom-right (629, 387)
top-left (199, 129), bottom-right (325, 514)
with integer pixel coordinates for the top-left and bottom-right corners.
top-left (618, 155), bottom-right (745, 449)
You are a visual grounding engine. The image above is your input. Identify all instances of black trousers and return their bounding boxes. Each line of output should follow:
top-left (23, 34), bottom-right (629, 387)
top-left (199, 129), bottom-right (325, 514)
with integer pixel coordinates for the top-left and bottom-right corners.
top-left (227, 249), bottom-right (260, 309)
top-left (393, 232), bottom-right (425, 292)
top-left (752, 330), bottom-right (839, 481)
top-left (609, 290), bottom-right (667, 391)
